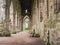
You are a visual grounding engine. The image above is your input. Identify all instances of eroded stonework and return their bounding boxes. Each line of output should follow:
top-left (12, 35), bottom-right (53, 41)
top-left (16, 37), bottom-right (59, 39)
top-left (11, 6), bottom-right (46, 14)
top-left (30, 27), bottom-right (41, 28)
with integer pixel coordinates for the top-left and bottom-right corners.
top-left (31, 0), bottom-right (60, 45)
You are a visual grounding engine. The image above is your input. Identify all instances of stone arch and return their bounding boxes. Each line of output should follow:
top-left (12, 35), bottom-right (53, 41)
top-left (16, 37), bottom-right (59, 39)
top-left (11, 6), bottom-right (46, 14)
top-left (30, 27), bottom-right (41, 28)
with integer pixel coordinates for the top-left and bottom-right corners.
top-left (23, 15), bottom-right (30, 31)
top-left (23, 15), bottom-right (30, 21)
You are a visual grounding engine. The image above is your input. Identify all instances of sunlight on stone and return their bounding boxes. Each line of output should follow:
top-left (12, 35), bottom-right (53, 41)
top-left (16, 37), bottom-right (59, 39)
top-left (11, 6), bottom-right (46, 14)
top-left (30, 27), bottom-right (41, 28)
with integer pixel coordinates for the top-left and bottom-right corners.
top-left (25, 9), bottom-right (28, 13)
top-left (23, 15), bottom-right (30, 30)
top-left (25, 18), bottom-right (29, 28)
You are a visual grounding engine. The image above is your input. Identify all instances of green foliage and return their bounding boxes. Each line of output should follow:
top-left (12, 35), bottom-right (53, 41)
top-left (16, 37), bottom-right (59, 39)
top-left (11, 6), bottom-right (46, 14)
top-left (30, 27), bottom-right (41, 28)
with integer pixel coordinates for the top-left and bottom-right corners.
top-left (0, 31), bottom-right (11, 37)
top-left (3, 31), bottom-right (11, 37)
top-left (11, 31), bottom-right (17, 34)
top-left (23, 28), bottom-right (30, 32)
top-left (0, 27), bottom-right (11, 37)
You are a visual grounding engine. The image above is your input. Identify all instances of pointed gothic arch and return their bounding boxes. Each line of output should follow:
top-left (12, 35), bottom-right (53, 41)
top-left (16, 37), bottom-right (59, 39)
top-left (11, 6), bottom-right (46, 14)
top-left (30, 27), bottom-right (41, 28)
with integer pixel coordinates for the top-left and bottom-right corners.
top-left (23, 15), bottom-right (30, 31)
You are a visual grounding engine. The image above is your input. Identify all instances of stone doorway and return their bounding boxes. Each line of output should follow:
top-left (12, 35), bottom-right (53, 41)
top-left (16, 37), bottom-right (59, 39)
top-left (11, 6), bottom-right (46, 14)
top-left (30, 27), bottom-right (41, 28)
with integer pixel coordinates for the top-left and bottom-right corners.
top-left (23, 15), bottom-right (30, 32)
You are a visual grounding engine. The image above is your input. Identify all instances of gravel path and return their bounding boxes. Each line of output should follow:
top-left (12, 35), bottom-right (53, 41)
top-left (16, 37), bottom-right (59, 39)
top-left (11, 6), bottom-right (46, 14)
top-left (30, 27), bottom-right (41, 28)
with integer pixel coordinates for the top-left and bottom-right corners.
top-left (0, 32), bottom-right (45, 45)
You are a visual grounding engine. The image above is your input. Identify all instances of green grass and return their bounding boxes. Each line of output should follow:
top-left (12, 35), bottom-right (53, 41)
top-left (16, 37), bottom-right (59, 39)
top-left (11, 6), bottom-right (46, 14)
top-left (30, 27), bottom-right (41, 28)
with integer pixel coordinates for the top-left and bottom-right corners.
top-left (23, 29), bottom-right (30, 32)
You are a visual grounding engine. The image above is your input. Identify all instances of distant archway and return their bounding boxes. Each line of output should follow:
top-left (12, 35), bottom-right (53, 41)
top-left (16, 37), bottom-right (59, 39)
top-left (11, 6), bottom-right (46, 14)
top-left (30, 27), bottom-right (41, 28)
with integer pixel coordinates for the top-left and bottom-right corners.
top-left (23, 15), bottom-right (30, 31)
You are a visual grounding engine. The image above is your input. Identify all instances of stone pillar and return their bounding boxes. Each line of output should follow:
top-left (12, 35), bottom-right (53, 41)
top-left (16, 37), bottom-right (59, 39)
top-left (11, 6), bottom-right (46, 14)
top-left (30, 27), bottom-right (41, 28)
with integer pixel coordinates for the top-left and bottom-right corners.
top-left (17, 13), bottom-right (20, 31)
top-left (19, 15), bottom-right (21, 31)
top-left (13, 9), bottom-right (16, 31)
top-left (35, 0), bottom-right (39, 34)
top-left (17, 13), bottom-right (19, 30)
top-left (21, 16), bottom-right (23, 31)
top-left (31, 0), bottom-right (37, 33)
top-left (15, 11), bottom-right (18, 31)
top-left (12, 0), bottom-right (17, 32)
top-left (10, 1), bottom-right (14, 32)
top-left (17, 11), bottom-right (22, 31)
top-left (5, 0), bottom-right (11, 36)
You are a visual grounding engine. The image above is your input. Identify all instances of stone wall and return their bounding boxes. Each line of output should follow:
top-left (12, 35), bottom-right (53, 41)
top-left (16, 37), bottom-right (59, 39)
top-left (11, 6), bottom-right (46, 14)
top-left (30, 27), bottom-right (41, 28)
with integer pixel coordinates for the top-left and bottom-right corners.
top-left (9, 0), bottom-right (22, 33)
top-left (31, 0), bottom-right (60, 45)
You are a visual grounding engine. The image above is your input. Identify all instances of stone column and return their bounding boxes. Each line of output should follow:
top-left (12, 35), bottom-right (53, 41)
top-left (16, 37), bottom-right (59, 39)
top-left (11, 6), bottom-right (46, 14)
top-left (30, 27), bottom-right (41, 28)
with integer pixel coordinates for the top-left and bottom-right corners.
top-left (17, 13), bottom-right (19, 30)
top-left (21, 16), bottom-right (23, 31)
top-left (5, 0), bottom-right (11, 36)
top-left (19, 15), bottom-right (21, 31)
top-left (35, 0), bottom-right (39, 34)
top-left (17, 13), bottom-right (20, 31)
top-left (19, 15), bottom-right (22, 31)
top-left (12, 0), bottom-right (16, 32)
top-left (15, 11), bottom-right (18, 31)
top-left (13, 9), bottom-right (16, 31)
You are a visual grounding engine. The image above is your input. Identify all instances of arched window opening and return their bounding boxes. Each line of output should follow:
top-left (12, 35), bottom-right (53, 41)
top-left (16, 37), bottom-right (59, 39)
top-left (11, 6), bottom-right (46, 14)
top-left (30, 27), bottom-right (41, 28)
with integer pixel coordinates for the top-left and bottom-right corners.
top-left (23, 15), bottom-right (30, 32)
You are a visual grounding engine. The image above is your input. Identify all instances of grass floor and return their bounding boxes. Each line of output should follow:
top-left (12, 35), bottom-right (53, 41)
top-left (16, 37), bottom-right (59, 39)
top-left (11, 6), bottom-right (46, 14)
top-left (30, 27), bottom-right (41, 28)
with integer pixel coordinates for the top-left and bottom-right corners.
top-left (23, 29), bottom-right (30, 32)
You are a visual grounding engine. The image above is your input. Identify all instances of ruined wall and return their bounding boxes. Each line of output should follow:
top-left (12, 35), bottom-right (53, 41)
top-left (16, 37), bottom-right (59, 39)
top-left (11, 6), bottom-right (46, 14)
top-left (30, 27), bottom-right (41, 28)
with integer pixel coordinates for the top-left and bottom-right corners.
top-left (31, 0), bottom-right (47, 39)
top-left (9, 0), bottom-right (22, 33)
top-left (46, 0), bottom-right (60, 45)
top-left (31, 0), bottom-right (60, 45)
